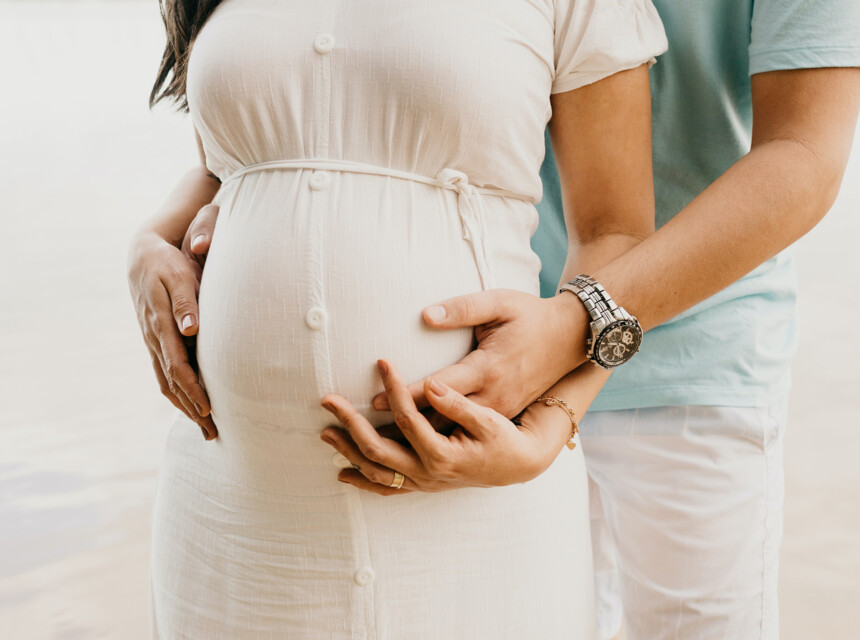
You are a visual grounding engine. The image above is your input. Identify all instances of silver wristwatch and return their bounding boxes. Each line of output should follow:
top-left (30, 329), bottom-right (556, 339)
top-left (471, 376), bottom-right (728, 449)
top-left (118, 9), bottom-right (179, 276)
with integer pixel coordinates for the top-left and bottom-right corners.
top-left (559, 275), bottom-right (643, 369)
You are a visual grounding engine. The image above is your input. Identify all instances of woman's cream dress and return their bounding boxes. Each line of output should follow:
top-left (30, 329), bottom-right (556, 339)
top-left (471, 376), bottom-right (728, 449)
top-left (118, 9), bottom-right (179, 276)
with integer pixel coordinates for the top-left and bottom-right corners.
top-left (148, 1), bottom-right (666, 637)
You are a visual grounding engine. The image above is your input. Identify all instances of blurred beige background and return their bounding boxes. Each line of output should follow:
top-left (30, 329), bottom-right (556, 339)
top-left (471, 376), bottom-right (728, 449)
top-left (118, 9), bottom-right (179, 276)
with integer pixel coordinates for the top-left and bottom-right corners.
top-left (0, 2), bottom-right (857, 638)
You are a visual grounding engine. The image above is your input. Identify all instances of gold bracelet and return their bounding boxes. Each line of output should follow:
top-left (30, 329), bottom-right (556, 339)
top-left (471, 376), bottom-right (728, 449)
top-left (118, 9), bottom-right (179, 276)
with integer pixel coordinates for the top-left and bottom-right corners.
top-left (535, 394), bottom-right (579, 450)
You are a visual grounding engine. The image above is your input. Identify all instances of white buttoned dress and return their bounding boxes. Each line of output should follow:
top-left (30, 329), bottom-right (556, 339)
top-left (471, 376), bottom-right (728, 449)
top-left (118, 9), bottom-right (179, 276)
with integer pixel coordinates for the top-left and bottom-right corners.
top-left (148, 1), bottom-right (667, 638)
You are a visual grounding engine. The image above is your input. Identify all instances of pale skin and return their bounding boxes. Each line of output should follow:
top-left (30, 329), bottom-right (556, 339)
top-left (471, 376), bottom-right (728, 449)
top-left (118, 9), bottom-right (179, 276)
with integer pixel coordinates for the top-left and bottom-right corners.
top-left (128, 67), bottom-right (860, 492)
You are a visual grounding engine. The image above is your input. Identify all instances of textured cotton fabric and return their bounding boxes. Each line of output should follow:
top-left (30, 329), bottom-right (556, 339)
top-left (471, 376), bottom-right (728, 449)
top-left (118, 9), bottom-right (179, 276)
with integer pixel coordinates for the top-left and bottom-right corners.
top-left (582, 399), bottom-right (788, 640)
top-left (148, 1), bottom-right (667, 638)
top-left (533, 0), bottom-right (860, 411)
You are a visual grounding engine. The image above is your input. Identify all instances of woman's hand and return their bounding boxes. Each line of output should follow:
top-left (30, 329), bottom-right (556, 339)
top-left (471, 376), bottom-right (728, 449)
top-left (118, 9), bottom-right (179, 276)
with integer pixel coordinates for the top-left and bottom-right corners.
top-left (127, 228), bottom-right (217, 440)
top-left (319, 359), bottom-right (575, 495)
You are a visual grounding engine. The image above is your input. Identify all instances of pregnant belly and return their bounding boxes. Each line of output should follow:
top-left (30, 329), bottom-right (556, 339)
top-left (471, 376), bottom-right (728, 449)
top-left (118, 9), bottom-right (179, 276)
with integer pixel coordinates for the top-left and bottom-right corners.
top-left (196, 170), bottom-right (540, 440)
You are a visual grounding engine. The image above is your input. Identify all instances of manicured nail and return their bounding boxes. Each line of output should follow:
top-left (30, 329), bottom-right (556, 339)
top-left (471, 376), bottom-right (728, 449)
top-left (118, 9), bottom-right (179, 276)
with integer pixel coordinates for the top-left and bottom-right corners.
top-left (190, 234), bottom-right (207, 252)
top-left (428, 377), bottom-right (447, 396)
top-left (377, 360), bottom-right (389, 376)
top-left (182, 315), bottom-right (195, 331)
top-left (425, 305), bottom-right (447, 323)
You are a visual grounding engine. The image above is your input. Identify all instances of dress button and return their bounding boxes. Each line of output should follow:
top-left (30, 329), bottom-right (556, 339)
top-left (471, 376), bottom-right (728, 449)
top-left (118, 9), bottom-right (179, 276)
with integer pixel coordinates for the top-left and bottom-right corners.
top-left (309, 170), bottom-right (330, 191)
top-left (305, 307), bottom-right (327, 330)
top-left (353, 567), bottom-right (375, 586)
top-left (314, 33), bottom-right (335, 54)
top-left (332, 452), bottom-right (351, 469)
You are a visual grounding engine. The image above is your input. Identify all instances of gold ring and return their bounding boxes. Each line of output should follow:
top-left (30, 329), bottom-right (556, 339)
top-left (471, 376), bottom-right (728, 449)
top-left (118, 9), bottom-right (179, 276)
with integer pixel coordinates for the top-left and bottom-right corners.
top-left (389, 471), bottom-right (405, 490)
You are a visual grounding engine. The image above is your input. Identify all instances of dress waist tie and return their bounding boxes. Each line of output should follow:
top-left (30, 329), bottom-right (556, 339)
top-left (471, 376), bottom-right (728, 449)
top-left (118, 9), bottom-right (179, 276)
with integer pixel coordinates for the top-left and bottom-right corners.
top-left (221, 159), bottom-right (533, 291)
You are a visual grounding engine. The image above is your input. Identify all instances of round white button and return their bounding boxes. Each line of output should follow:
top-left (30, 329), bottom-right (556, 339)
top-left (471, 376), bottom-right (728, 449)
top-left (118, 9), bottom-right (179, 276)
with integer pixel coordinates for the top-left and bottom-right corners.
top-left (332, 452), bottom-right (351, 469)
top-left (314, 34), bottom-right (335, 54)
top-left (309, 171), bottom-right (330, 191)
top-left (305, 307), bottom-right (327, 330)
top-left (353, 567), bottom-right (375, 586)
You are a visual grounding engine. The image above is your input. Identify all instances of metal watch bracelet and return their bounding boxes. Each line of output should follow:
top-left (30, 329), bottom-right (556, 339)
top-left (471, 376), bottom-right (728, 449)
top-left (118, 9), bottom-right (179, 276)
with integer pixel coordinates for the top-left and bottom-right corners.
top-left (559, 275), bottom-right (635, 329)
top-left (558, 275), bottom-right (642, 369)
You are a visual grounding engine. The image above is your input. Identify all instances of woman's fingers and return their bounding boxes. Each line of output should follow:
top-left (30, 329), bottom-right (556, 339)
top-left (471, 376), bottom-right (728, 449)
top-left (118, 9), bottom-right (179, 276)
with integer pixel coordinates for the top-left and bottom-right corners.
top-left (148, 350), bottom-right (217, 440)
top-left (336, 469), bottom-right (414, 496)
top-left (376, 359), bottom-right (448, 460)
top-left (146, 317), bottom-right (217, 439)
top-left (320, 427), bottom-right (418, 490)
top-left (372, 352), bottom-right (485, 411)
top-left (424, 377), bottom-right (502, 441)
top-left (150, 295), bottom-right (212, 419)
top-left (320, 394), bottom-right (422, 477)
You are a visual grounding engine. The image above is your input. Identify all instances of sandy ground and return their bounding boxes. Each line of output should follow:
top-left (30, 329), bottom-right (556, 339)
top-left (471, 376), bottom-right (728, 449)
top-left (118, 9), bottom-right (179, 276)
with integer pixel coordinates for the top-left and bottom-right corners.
top-left (0, 2), bottom-right (857, 638)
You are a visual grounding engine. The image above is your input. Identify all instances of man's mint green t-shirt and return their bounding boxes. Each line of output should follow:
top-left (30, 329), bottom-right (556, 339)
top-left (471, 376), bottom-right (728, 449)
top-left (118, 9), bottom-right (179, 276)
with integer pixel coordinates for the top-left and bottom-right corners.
top-left (533, 0), bottom-right (860, 411)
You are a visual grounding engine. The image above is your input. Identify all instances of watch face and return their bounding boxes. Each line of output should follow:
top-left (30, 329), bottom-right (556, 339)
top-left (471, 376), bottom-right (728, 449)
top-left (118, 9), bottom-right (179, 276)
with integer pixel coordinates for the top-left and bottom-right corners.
top-left (595, 320), bottom-right (642, 367)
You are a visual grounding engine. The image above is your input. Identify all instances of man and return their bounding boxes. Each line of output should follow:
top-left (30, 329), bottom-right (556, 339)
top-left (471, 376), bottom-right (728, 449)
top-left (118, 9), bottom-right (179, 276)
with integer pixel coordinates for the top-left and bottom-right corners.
top-left (129, 1), bottom-right (860, 637)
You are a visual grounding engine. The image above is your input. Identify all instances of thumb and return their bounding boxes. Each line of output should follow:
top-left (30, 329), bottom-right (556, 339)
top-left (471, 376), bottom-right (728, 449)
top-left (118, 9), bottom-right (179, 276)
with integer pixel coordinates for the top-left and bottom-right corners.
top-left (422, 290), bottom-right (516, 329)
top-left (188, 203), bottom-right (220, 255)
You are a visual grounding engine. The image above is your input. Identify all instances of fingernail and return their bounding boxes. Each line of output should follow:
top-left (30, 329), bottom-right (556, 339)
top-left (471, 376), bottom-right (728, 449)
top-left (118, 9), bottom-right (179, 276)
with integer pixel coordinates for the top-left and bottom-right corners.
top-left (182, 315), bottom-right (195, 331)
top-left (194, 402), bottom-right (203, 414)
top-left (321, 400), bottom-right (335, 413)
top-left (191, 234), bottom-right (207, 252)
top-left (373, 395), bottom-right (390, 411)
top-left (425, 305), bottom-right (447, 323)
top-left (320, 431), bottom-right (334, 445)
top-left (199, 426), bottom-right (208, 440)
top-left (428, 377), bottom-right (447, 396)
top-left (377, 360), bottom-right (389, 376)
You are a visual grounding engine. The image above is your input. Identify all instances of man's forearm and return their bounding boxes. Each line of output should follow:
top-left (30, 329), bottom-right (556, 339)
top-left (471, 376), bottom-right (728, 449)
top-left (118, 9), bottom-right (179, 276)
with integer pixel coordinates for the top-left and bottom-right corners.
top-left (590, 68), bottom-right (860, 332)
top-left (593, 136), bottom-right (851, 332)
top-left (138, 165), bottom-right (220, 247)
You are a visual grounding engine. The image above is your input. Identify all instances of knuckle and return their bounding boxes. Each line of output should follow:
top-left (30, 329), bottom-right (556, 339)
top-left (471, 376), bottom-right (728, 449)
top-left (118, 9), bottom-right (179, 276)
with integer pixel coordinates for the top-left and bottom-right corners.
top-left (448, 393), bottom-right (467, 414)
top-left (174, 364), bottom-right (197, 388)
top-left (149, 313), bottom-right (164, 336)
top-left (364, 467), bottom-right (386, 484)
top-left (171, 296), bottom-right (195, 317)
top-left (393, 409), bottom-right (419, 431)
top-left (359, 441), bottom-right (384, 462)
top-left (456, 296), bottom-right (476, 321)
top-left (166, 378), bottom-right (179, 396)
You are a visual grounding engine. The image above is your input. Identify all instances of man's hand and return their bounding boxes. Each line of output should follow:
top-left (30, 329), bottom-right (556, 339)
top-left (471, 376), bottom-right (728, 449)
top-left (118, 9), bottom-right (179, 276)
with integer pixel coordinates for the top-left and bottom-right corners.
top-left (321, 359), bottom-right (575, 495)
top-left (371, 289), bottom-right (589, 420)
top-left (126, 203), bottom-right (220, 440)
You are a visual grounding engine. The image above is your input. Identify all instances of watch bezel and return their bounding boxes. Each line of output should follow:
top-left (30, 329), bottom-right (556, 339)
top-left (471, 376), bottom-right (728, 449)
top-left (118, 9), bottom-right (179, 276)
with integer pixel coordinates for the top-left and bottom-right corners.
top-left (591, 318), bottom-right (643, 369)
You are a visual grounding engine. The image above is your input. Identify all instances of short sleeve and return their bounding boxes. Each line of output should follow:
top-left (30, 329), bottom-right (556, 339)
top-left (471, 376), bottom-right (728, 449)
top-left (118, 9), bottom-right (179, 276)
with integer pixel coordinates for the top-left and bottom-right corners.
top-left (750, 0), bottom-right (860, 75)
top-left (552, 0), bottom-right (668, 95)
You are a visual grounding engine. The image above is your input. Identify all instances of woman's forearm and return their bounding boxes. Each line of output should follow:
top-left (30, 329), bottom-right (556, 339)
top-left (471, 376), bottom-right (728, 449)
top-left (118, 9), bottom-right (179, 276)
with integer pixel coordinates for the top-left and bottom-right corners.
top-left (138, 165), bottom-right (221, 247)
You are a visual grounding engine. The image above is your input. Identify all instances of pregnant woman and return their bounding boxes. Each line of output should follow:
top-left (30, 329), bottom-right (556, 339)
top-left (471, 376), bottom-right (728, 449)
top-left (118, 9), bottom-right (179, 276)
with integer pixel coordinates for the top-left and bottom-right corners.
top-left (141, 0), bottom-right (666, 637)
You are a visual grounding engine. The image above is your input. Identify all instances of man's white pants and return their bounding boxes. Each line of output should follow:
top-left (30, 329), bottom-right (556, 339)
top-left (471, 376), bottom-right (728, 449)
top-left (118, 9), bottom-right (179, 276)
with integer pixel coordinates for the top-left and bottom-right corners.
top-left (581, 399), bottom-right (787, 640)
